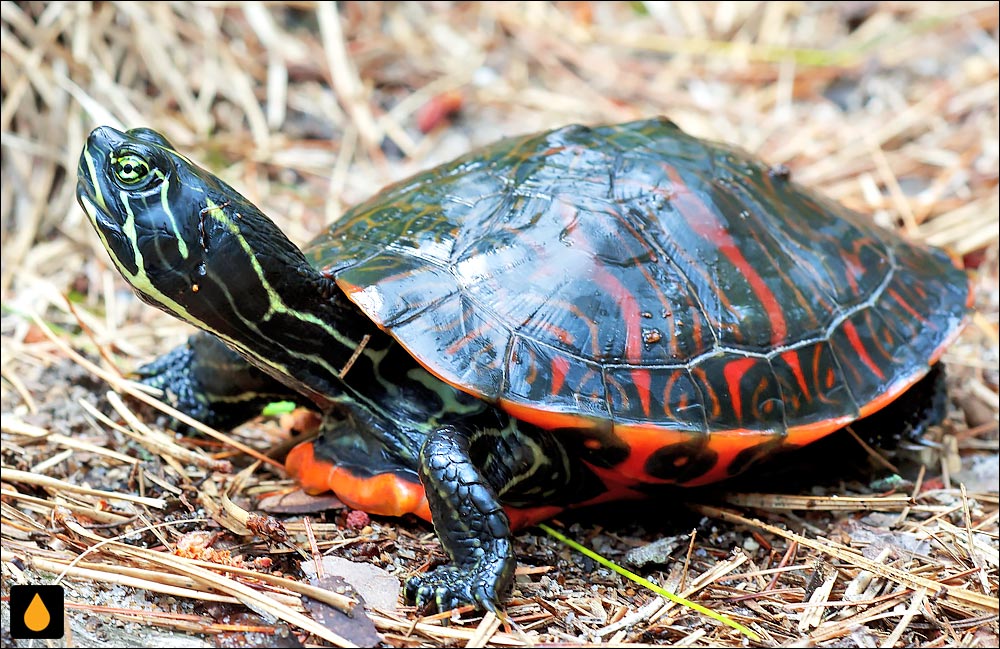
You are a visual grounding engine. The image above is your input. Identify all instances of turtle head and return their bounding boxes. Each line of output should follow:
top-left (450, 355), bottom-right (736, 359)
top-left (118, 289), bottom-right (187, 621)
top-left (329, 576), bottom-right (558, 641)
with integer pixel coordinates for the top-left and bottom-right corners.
top-left (77, 127), bottom-right (199, 309)
top-left (76, 126), bottom-right (315, 338)
top-left (78, 126), bottom-right (370, 407)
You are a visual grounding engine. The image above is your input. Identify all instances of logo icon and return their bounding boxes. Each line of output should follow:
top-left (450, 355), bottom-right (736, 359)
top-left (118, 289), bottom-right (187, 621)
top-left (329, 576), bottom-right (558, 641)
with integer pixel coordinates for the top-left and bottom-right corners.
top-left (10, 585), bottom-right (64, 639)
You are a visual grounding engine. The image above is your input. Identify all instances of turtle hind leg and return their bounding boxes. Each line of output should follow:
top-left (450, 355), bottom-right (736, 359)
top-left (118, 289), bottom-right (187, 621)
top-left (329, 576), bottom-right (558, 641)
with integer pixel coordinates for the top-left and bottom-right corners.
top-left (135, 331), bottom-right (299, 430)
top-left (405, 425), bottom-right (518, 614)
top-left (850, 363), bottom-right (949, 453)
top-left (721, 365), bottom-right (950, 490)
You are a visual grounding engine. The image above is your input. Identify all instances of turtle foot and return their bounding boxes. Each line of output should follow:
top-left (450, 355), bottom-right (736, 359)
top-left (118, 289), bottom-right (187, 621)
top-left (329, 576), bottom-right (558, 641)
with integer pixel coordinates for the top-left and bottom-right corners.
top-left (404, 565), bottom-right (503, 614)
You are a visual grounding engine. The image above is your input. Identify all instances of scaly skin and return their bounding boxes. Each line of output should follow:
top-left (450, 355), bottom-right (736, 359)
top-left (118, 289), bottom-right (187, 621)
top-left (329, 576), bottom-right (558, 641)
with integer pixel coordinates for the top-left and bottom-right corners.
top-left (406, 426), bottom-right (515, 613)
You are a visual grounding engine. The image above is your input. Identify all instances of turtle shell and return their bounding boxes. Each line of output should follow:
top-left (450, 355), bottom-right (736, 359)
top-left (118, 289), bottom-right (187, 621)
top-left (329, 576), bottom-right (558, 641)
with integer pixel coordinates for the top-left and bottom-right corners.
top-left (306, 118), bottom-right (969, 482)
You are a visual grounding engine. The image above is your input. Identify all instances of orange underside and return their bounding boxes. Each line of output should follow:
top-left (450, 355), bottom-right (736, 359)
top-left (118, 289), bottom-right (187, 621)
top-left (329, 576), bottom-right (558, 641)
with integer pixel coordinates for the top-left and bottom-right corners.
top-left (285, 441), bottom-right (565, 530)
top-left (286, 442), bottom-right (432, 520)
top-left (285, 360), bottom-right (943, 524)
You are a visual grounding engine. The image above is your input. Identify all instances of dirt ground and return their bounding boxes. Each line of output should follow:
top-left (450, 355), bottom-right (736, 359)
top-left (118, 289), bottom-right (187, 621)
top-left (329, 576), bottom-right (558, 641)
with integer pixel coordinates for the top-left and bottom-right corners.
top-left (1, 3), bottom-right (998, 647)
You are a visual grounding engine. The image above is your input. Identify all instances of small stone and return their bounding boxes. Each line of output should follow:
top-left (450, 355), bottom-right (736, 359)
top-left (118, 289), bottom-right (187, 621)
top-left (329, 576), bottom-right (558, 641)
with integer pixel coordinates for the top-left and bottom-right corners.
top-left (346, 509), bottom-right (370, 530)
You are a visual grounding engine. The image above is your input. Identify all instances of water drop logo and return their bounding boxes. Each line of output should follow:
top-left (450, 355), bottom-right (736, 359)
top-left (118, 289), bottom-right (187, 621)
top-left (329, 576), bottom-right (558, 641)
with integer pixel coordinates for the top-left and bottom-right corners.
top-left (10, 585), bottom-right (64, 639)
top-left (24, 593), bottom-right (51, 631)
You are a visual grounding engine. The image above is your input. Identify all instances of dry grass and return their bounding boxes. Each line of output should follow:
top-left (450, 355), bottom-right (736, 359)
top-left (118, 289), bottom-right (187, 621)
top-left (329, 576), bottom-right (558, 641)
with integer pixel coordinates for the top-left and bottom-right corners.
top-left (2, 2), bottom-right (998, 647)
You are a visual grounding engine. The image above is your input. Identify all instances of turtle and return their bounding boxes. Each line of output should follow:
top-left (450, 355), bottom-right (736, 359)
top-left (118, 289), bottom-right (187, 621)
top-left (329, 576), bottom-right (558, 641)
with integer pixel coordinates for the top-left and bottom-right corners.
top-left (75, 117), bottom-right (970, 613)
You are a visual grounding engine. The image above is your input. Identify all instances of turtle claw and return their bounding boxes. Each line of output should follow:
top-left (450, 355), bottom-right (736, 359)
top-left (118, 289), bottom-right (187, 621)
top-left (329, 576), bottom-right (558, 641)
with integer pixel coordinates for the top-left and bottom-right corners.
top-left (404, 567), bottom-right (502, 615)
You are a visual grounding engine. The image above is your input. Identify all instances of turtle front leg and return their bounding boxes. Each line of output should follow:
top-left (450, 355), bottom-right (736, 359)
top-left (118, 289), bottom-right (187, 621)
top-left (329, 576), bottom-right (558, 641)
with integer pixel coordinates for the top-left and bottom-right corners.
top-left (405, 425), bottom-right (515, 614)
top-left (135, 331), bottom-right (298, 430)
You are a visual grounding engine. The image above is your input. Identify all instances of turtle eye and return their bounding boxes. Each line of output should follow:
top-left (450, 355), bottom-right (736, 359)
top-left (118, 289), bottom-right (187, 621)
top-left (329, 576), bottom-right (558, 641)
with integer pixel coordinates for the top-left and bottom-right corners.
top-left (111, 152), bottom-right (152, 186)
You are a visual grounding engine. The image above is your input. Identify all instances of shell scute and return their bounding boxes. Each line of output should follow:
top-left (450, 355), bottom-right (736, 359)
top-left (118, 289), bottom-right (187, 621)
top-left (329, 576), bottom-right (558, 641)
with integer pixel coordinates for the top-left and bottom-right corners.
top-left (769, 342), bottom-right (857, 426)
top-left (505, 336), bottom-right (609, 422)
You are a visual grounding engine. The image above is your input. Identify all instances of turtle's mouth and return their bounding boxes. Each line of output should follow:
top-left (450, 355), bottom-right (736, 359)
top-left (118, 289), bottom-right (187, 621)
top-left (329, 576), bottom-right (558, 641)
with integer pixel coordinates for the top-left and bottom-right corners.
top-left (77, 134), bottom-right (102, 208)
top-left (77, 126), bottom-right (125, 236)
top-left (76, 126), bottom-right (145, 279)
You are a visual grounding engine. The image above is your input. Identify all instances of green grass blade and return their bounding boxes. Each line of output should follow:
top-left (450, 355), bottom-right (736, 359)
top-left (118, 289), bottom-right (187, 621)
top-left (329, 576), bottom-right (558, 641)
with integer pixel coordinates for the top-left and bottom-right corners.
top-left (538, 523), bottom-right (760, 641)
top-left (261, 400), bottom-right (297, 416)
